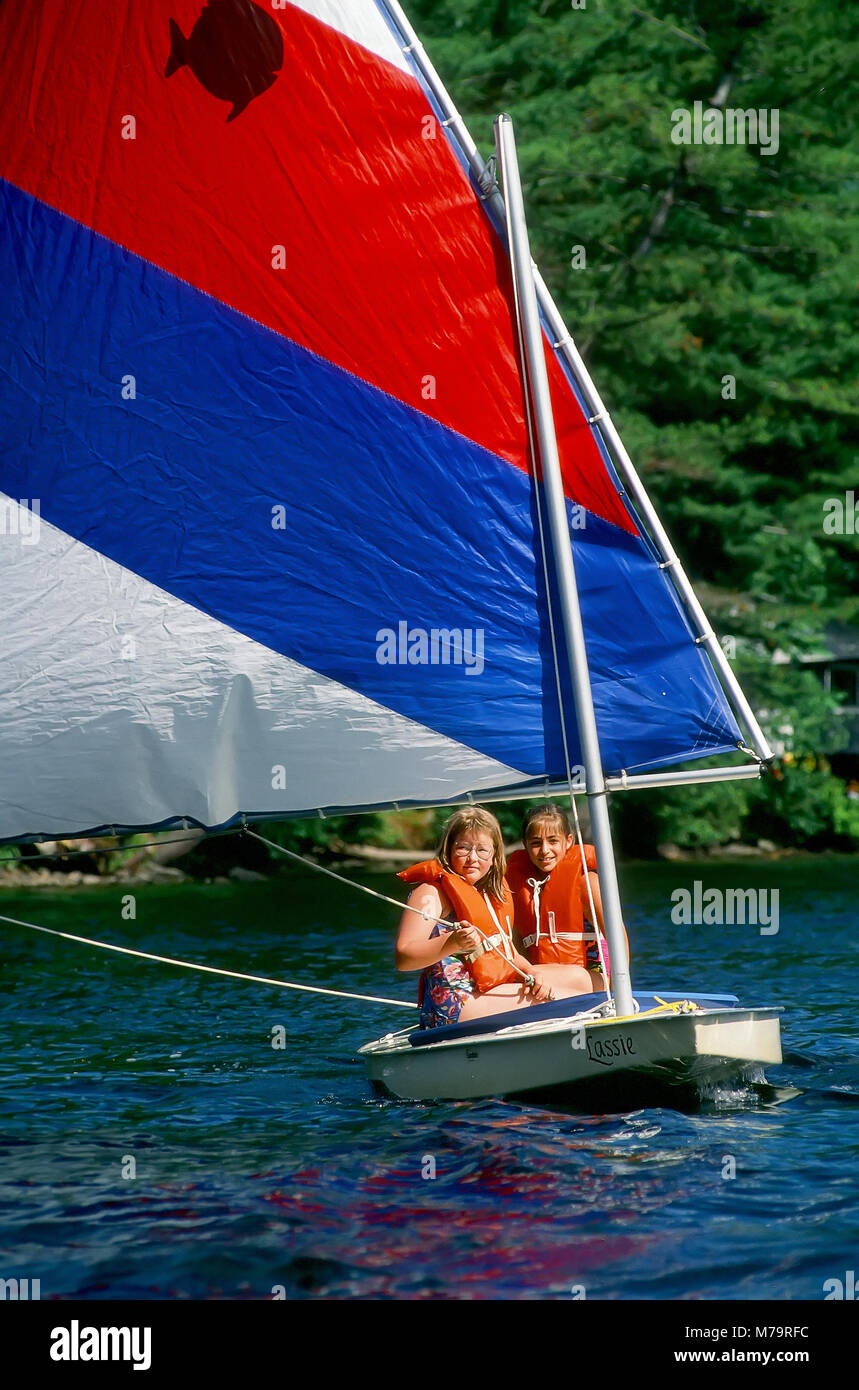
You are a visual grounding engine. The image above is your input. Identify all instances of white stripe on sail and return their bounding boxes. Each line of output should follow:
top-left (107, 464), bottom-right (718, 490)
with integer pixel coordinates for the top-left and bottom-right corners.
top-left (0, 499), bottom-right (528, 838)
top-left (284, 1), bottom-right (411, 74)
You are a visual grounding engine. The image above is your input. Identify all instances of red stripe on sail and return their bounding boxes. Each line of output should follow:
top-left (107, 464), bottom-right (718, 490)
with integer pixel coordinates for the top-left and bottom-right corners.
top-left (0, 0), bottom-right (635, 534)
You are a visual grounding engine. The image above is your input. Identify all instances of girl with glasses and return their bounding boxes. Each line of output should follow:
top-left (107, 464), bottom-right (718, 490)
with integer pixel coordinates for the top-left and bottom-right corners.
top-left (395, 806), bottom-right (591, 1029)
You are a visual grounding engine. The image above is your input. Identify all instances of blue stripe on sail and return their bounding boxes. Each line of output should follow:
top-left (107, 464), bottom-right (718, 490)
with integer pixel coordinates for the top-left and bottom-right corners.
top-left (0, 181), bottom-right (741, 778)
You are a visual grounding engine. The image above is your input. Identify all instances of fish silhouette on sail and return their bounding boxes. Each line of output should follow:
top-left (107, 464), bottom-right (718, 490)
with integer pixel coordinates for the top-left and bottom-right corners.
top-left (165, 0), bottom-right (284, 122)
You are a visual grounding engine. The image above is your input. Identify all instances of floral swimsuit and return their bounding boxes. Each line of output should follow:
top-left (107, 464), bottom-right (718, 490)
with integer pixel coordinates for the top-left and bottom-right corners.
top-left (418, 920), bottom-right (475, 1029)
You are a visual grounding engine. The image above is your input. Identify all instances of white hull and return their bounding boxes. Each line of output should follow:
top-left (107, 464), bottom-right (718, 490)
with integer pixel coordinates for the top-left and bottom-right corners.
top-left (360, 1006), bottom-right (782, 1109)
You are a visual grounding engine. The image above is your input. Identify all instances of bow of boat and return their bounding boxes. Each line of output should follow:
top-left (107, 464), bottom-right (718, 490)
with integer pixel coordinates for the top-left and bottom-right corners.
top-left (360, 994), bottom-right (782, 1109)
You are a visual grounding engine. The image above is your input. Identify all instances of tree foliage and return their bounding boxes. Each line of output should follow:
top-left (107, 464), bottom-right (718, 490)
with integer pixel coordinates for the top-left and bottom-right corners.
top-left (403, 0), bottom-right (859, 850)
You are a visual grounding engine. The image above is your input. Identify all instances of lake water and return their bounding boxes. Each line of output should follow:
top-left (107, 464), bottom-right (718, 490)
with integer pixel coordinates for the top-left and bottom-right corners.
top-left (0, 856), bottom-right (856, 1300)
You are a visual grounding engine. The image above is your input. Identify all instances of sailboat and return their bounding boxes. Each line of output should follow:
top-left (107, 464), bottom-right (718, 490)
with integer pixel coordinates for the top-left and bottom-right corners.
top-left (0, 0), bottom-right (780, 1110)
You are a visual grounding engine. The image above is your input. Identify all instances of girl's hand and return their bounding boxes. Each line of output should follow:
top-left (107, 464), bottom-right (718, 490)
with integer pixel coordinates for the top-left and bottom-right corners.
top-left (446, 921), bottom-right (483, 956)
top-left (527, 968), bottom-right (555, 1003)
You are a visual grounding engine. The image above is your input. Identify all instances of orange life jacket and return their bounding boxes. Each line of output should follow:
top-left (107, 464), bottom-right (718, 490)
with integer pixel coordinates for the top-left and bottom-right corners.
top-left (398, 858), bottom-right (520, 992)
top-left (506, 845), bottom-right (602, 969)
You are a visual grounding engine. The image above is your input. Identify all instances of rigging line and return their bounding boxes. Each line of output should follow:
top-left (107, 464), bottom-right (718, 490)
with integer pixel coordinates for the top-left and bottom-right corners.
top-left (511, 255), bottom-right (614, 1003)
top-left (246, 829), bottom-right (455, 925)
top-left (519, 333), bottom-right (612, 996)
top-left (525, 452), bottom-right (606, 979)
top-left (567, 776), bottom-right (611, 990)
top-left (506, 213), bottom-right (579, 803)
top-left (245, 829), bottom-right (537, 989)
top-left (0, 911), bottom-right (416, 1010)
top-left (495, 127), bottom-right (579, 823)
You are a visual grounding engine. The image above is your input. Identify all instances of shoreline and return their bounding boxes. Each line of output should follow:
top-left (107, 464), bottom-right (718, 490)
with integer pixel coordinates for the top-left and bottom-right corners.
top-left (0, 841), bottom-right (855, 890)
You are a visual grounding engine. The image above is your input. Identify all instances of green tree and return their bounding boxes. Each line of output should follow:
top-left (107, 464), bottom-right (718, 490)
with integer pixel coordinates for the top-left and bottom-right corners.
top-left (405, 0), bottom-right (859, 851)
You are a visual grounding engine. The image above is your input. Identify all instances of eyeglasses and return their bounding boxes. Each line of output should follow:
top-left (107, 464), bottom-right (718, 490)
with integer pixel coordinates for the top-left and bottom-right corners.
top-left (451, 843), bottom-right (493, 861)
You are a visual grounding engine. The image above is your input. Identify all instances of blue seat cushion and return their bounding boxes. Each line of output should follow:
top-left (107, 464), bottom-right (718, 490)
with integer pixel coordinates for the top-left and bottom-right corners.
top-left (408, 989), bottom-right (740, 1047)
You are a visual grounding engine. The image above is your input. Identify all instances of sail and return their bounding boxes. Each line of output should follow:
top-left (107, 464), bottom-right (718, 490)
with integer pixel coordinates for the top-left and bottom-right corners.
top-left (0, 0), bottom-right (744, 841)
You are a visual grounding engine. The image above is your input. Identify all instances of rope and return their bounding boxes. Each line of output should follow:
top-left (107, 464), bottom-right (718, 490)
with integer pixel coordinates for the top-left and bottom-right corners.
top-left (245, 829), bottom-right (537, 989)
top-left (0, 911), bottom-right (416, 1009)
top-left (569, 788), bottom-right (611, 988)
top-left (611, 997), bottom-right (697, 1023)
top-left (0, 830), bottom-right (539, 1012)
top-left (246, 830), bottom-right (452, 923)
top-left (516, 310), bottom-right (614, 1004)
